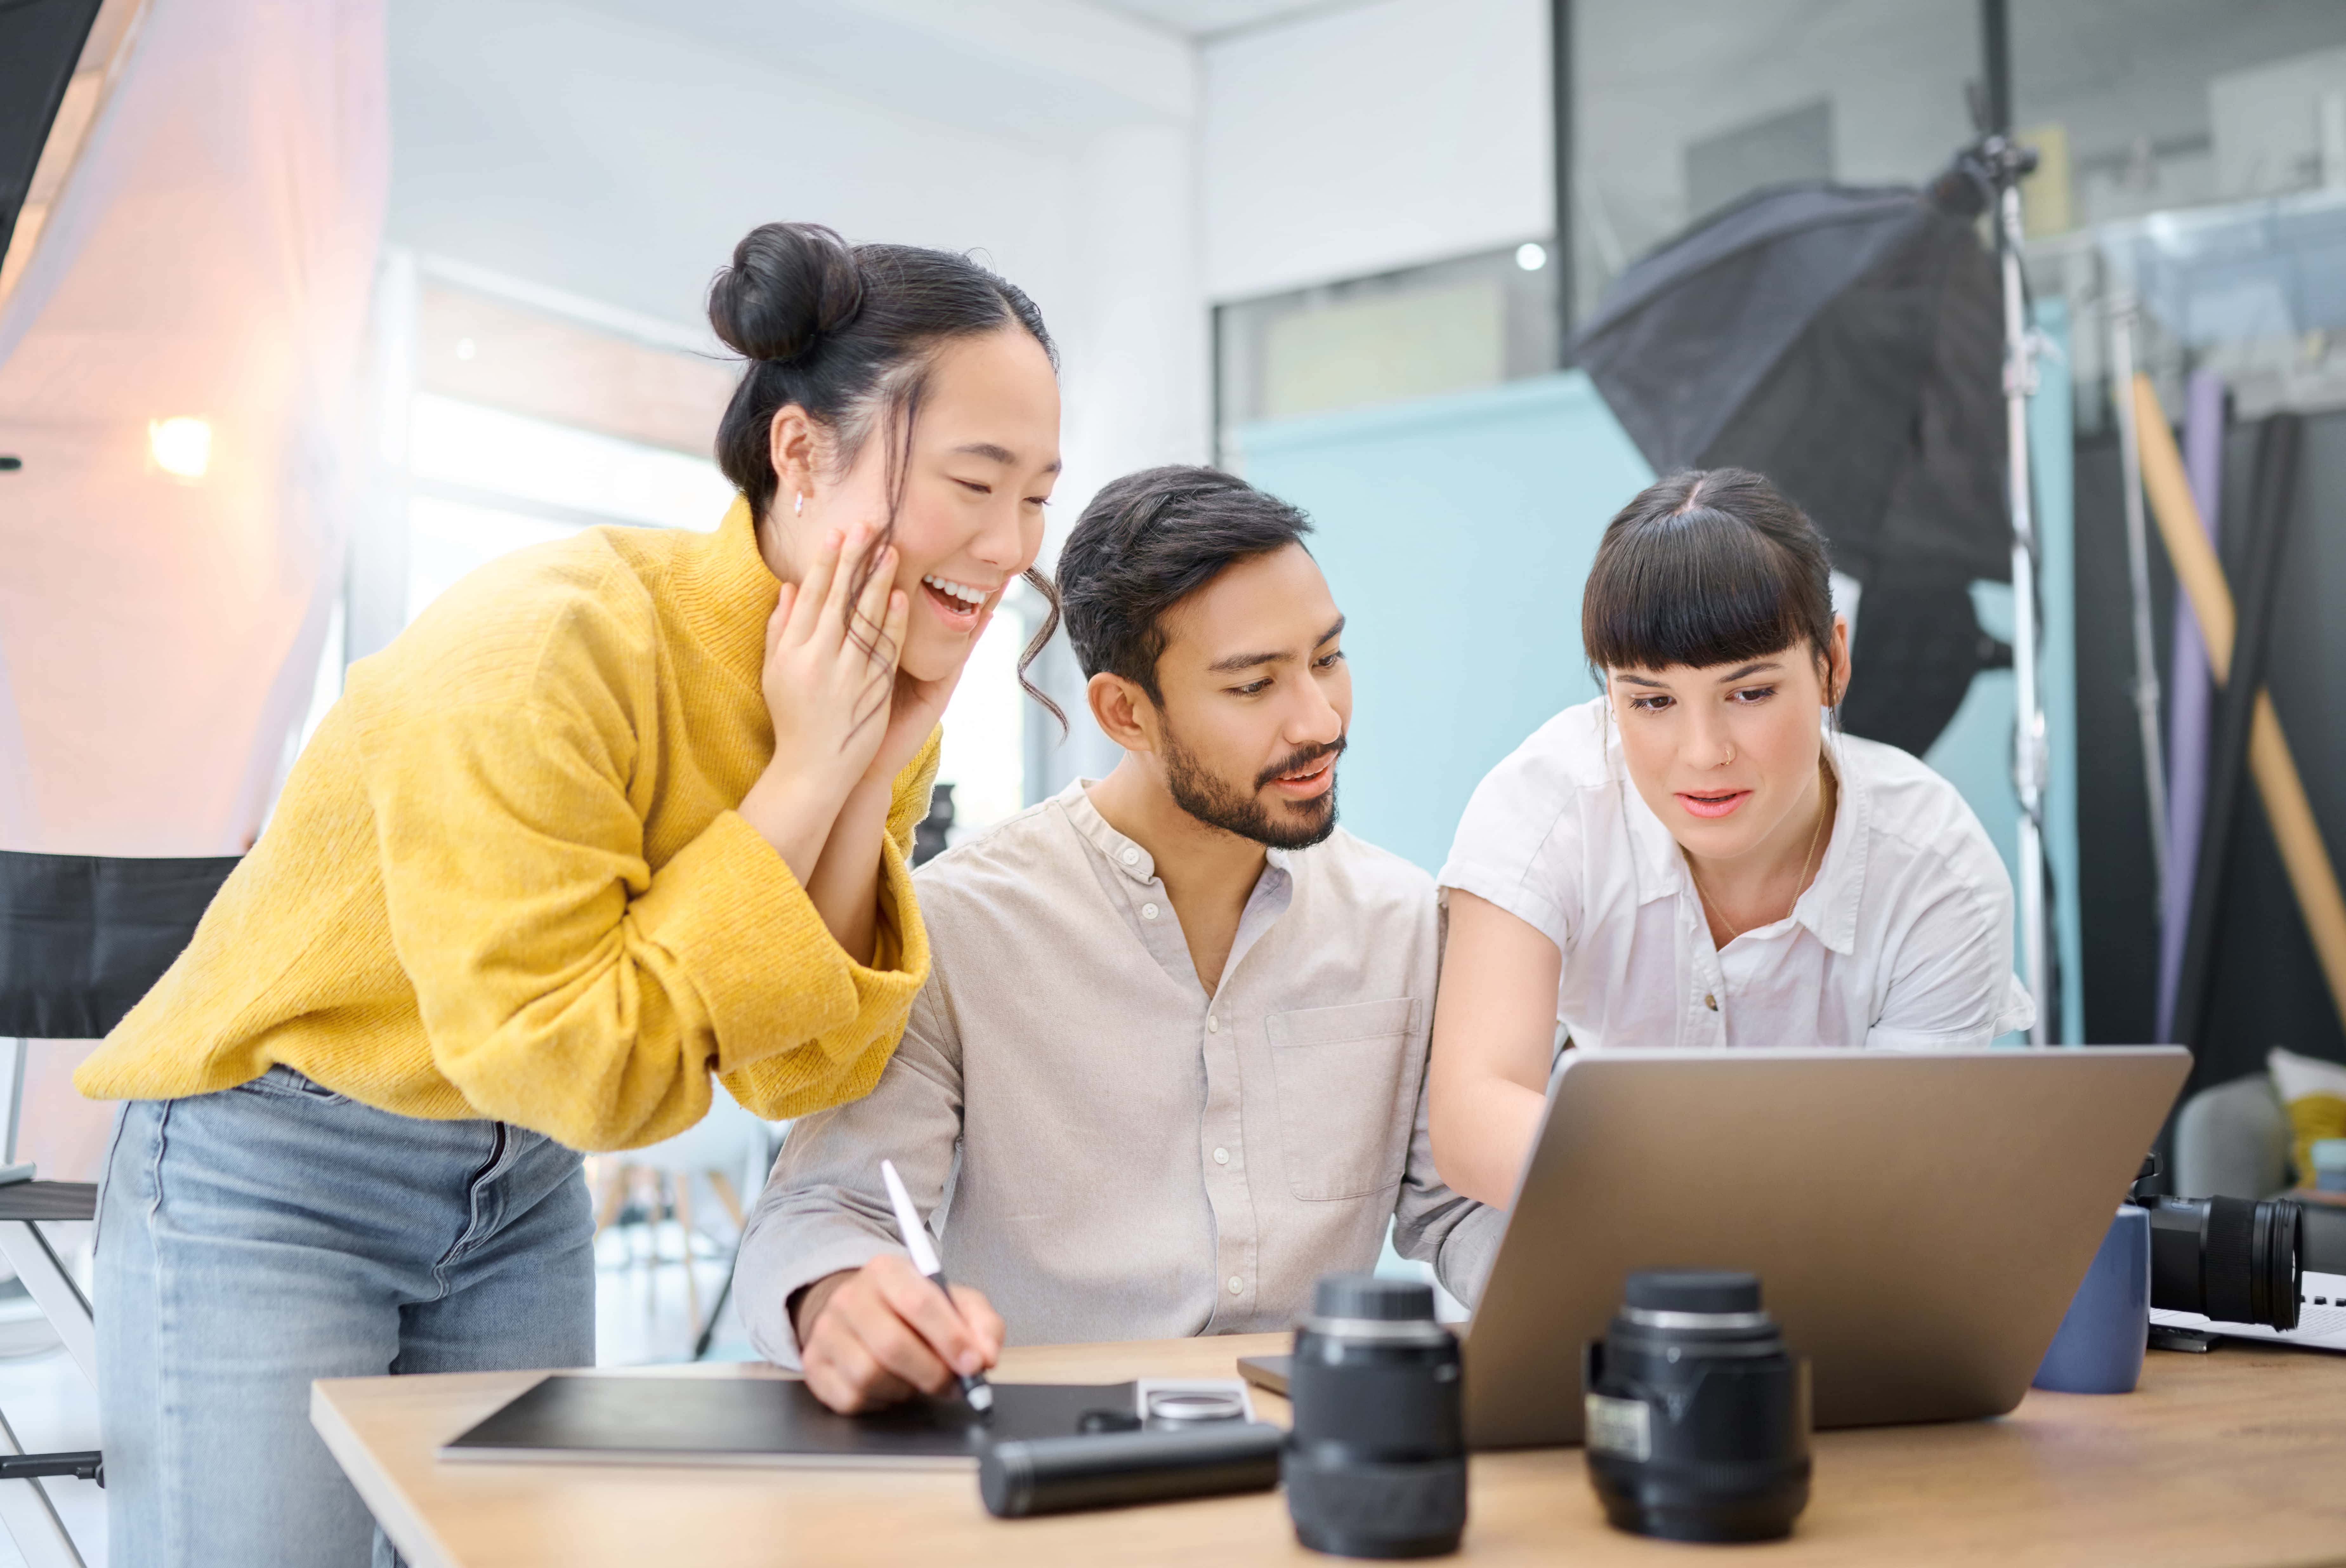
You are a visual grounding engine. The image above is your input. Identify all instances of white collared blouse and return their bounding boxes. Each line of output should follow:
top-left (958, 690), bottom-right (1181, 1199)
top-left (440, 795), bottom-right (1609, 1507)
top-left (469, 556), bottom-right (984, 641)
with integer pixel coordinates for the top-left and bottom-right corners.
top-left (1438, 697), bottom-right (2035, 1053)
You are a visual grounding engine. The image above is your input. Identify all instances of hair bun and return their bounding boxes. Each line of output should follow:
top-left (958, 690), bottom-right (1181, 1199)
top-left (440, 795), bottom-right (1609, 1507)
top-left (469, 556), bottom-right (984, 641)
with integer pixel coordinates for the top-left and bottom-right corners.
top-left (708, 222), bottom-right (864, 364)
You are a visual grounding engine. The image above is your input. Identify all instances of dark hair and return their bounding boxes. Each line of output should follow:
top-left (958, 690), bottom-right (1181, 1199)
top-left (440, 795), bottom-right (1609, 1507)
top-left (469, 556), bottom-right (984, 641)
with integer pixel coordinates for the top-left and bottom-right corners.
top-left (708, 222), bottom-right (1062, 694)
top-left (1055, 465), bottom-right (1314, 706)
top-left (1582, 468), bottom-right (1839, 699)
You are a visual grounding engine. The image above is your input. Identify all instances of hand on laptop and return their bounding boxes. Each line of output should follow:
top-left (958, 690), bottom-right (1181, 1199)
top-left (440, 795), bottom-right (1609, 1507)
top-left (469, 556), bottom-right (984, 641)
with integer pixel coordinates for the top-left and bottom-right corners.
top-left (792, 1255), bottom-right (1005, 1414)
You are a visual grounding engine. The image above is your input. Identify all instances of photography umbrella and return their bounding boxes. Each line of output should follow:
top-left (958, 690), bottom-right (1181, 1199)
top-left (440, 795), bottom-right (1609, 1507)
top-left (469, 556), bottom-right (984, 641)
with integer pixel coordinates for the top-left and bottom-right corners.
top-left (1570, 170), bottom-right (2010, 758)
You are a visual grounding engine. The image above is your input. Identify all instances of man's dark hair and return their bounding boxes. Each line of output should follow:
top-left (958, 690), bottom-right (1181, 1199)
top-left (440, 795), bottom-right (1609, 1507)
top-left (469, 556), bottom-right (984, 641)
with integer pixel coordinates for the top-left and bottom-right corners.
top-left (1582, 467), bottom-right (1838, 699)
top-left (1053, 465), bottom-right (1314, 704)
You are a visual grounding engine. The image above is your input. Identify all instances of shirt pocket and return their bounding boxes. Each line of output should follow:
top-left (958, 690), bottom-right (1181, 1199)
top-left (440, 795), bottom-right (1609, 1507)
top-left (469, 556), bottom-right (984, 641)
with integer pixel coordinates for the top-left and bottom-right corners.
top-left (1264, 997), bottom-right (1422, 1202)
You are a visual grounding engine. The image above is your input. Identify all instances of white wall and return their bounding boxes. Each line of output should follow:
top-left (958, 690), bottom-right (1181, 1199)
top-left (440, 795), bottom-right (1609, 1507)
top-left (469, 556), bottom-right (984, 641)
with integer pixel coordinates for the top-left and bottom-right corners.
top-left (389, 0), bottom-right (1066, 346)
top-left (390, 0), bottom-right (1214, 515)
top-left (1200, 0), bottom-right (1551, 303)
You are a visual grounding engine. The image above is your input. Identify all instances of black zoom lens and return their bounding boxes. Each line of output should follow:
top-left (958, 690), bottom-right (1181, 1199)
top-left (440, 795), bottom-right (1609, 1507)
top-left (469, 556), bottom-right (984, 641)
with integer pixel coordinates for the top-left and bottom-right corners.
top-left (1583, 1270), bottom-right (1810, 1544)
top-left (1283, 1274), bottom-right (1465, 1559)
top-left (2144, 1194), bottom-right (2302, 1330)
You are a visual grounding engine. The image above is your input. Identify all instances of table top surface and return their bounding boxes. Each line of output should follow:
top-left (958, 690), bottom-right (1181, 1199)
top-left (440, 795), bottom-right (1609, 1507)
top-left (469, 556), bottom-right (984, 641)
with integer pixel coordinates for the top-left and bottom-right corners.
top-left (314, 1332), bottom-right (2346, 1568)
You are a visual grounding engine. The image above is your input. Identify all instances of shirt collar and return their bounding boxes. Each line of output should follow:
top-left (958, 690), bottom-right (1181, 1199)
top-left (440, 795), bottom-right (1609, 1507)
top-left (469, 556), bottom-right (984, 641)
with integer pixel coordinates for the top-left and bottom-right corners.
top-left (1052, 779), bottom-right (1296, 887)
top-left (1617, 720), bottom-right (1869, 956)
top-left (1800, 732), bottom-right (1869, 955)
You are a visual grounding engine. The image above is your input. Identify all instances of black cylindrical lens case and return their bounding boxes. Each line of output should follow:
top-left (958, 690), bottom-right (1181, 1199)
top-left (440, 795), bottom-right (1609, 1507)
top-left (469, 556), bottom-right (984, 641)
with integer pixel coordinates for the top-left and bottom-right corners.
top-left (1284, 1274), bottom-right (1466, 1558)
top-left (978, 1422), bottom-right (1281, 1517)
top-left (1583, 1269), bottom-right (1811, 1544)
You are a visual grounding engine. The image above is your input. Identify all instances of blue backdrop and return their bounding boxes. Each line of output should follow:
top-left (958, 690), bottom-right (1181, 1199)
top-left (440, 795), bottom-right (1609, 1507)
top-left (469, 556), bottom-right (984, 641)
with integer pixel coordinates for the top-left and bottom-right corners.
top-left (1235, 373), bottom-right (1652, 878)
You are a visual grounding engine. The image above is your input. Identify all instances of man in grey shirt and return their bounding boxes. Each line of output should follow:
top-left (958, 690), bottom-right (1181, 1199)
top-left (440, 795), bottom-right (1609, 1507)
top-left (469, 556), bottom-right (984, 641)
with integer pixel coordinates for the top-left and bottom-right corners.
top-left (737, 466), bottom-right (1499, 1414)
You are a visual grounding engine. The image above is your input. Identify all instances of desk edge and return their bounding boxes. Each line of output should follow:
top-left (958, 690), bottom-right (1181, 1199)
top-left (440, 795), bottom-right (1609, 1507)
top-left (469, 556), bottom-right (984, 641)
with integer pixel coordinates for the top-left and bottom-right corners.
top-left (310, 1381), bottom-right (463, 1568)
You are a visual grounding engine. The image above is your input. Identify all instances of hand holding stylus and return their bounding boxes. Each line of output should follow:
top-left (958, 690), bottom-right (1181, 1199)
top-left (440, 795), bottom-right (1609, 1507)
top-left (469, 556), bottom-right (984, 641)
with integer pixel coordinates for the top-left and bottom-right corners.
top-left (881, 1159), bottom-right (995, 1415)
top-left (792, 1164), bottom-right (1005, 1416)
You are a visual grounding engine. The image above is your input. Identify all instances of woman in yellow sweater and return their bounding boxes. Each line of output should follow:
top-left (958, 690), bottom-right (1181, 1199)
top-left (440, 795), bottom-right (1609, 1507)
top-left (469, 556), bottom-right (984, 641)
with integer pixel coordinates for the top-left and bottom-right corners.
top-left (75, 222), bottom-right (1062, 1566)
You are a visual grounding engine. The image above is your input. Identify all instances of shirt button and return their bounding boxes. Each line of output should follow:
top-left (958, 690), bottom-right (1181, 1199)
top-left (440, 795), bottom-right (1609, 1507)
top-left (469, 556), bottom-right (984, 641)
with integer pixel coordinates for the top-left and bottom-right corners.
top-left (1207, 1015), bottom-right (1220, 1034)
top-left (1228, 1276), bottom-right (1244, 1295)
top-left (1142, 902), bottom-right (1159, 920)
top-left (1120, 847), bottom-right (1139, 866)
top-left (1214, 1147), bottom-right (1230, 1165)
top-left (1705, 993), bottom-right (1718, 1012)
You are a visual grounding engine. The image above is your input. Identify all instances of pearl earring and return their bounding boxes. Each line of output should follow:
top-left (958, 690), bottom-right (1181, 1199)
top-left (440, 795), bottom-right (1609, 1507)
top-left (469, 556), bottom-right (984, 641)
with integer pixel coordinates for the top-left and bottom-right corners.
top-left (794, 493), bottom-right (805, 516)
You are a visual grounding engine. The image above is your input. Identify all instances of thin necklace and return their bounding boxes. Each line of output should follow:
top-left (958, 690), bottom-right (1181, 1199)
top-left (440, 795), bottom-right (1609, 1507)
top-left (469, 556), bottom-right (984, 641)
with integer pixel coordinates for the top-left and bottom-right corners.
top-left (1686, 765), bottom-right (1833, 951)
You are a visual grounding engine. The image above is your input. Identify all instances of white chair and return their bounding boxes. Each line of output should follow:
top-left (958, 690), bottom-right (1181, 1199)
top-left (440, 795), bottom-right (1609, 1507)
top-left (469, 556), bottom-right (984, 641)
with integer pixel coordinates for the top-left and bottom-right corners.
top-left (589, 1091), bottom-right (780, 1357)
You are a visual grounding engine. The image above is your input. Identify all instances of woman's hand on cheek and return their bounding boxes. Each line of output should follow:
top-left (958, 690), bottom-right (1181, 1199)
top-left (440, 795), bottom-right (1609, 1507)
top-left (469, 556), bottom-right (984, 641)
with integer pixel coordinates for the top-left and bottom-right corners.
top-left (748, 523), bottom-right (909, 821)
top-left (863, 599), bottom-right (993, 790)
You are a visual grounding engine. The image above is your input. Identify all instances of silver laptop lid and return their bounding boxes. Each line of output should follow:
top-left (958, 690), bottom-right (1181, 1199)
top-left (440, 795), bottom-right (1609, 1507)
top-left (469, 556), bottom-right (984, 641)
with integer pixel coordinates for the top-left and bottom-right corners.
top-left (1461, 1046), bottom-right (2189, 1449)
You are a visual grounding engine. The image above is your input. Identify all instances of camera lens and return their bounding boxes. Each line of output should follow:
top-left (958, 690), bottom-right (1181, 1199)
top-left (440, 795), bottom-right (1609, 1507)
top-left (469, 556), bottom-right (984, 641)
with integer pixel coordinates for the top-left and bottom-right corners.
top-left (2143, 1194), bottom-right (2302, 1329)
top-left (1583, 1270), bottom-right (1811, 1544)
top-left (1283, 1274), bottom-right (1465, 1559)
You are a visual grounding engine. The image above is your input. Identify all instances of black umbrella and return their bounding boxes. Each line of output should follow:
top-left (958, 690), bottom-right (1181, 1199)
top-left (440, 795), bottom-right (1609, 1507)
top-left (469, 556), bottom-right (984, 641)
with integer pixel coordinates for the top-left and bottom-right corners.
top-left (1571, 168), bottom-right (2012, 758)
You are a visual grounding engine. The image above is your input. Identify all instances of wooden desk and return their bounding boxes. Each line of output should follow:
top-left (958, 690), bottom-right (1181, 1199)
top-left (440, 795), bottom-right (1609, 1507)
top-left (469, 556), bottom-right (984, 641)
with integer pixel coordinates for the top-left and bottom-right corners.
top-left (316, 1334), bottom-right (2346, 1567)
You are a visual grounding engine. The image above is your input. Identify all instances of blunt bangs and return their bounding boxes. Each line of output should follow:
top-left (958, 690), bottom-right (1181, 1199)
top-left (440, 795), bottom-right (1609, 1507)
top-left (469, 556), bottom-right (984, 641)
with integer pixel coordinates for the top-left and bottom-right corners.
top-left (1581, 468), bottom-right (1835, 675)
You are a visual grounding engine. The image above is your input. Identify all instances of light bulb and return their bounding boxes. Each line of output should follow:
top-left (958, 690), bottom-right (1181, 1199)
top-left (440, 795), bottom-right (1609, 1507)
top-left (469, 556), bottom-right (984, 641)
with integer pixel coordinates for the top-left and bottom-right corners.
top-left (1516, 242), bottom-right (1548, 272)
top-left (149, 417), bottom-right (212, 479)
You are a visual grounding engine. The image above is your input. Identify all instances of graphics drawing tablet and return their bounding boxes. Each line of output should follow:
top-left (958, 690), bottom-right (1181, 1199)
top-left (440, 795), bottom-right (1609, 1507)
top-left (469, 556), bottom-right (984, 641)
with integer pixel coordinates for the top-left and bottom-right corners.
top-left (441, 1374), bottom-right (1134, 1470)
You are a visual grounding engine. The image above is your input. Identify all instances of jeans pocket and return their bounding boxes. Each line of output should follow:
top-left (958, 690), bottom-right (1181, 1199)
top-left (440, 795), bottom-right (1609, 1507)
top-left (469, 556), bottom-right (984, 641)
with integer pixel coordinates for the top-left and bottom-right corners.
top-left (233, 1065), bottom-right (350, 1105)
top-left (1265, 998), bottom-right (1423, 1201)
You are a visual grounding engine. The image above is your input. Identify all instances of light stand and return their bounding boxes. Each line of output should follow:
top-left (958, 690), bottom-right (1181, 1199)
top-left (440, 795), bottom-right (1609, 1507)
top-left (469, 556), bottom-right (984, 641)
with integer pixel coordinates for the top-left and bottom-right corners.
top-left (1976, 133), bottom-right (2052, 1044)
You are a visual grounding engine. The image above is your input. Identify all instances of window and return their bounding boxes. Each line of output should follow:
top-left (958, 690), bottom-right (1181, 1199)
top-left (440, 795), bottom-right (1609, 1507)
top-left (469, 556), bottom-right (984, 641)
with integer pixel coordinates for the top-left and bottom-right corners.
top-left (1215, 244), bottom-right (1559, 461)
top-left (1571, 0), bottom-right (1982, 324)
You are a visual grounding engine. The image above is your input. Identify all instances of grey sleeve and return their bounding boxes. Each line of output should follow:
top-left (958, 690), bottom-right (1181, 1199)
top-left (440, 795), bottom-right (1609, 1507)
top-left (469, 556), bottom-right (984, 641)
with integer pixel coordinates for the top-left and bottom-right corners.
top-left (735, 977), bottom-right (965, 1368)
top-left (1389, 1025), bottom-right (1504, 1309)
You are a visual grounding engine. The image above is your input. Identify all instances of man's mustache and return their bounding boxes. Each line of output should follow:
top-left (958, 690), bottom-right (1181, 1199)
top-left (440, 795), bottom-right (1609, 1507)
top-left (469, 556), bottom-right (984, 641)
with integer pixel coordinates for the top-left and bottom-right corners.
top-left (1255, 736), bottom-right (1347, 791)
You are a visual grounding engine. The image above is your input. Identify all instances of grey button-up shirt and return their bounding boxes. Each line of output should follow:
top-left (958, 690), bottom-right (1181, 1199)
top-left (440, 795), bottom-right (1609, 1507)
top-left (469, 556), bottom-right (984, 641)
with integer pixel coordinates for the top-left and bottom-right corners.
top-left (738, 782), bottom-right (1501, 1365)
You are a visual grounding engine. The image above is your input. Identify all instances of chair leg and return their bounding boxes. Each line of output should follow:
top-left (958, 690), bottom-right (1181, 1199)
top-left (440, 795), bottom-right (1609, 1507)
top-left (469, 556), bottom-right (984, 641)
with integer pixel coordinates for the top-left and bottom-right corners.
top-left (0, 1222), bottom-right (93, 1387)
top-left (0, 1406), bottom-right (88, 1568)
top-left (644, 1173), bottom-right (666, 1307)
top-left (692, 1250), bottom-right (738, 1362)
top-left (591, 1160), bottom-right (629, 1237)
top-left (705, 1170), bottom-right (745, 1231)
top-left (674, 1176), bottom-right (701, 1328)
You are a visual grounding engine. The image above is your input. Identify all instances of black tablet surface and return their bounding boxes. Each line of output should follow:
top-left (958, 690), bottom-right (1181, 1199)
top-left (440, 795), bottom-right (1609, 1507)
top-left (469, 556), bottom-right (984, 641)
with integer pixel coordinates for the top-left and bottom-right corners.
top-left (440, 1375), bottom-right (1135, 1470)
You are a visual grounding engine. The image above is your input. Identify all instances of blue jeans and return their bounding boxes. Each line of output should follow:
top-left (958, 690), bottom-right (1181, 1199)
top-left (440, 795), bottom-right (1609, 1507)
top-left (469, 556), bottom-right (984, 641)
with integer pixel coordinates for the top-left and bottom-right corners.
top-left (96, 1067), bottom-right (592, 1567)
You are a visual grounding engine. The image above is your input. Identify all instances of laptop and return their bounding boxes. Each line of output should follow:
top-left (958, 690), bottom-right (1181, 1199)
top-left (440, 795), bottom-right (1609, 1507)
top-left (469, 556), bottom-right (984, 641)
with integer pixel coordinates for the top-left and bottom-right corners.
top-left (1458, 1046), bottom-right (2190, 1449)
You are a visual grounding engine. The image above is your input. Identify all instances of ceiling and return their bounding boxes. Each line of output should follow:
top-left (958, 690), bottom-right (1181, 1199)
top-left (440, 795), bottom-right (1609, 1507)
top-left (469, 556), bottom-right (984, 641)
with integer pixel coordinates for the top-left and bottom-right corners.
top-left (1088, 0), bottom-right (1372, 39)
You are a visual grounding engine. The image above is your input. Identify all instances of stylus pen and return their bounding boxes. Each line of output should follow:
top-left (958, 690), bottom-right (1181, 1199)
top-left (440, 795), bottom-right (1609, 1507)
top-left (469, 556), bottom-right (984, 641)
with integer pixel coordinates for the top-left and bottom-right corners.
top-left (880, 1158), bottom-right (994, 1416)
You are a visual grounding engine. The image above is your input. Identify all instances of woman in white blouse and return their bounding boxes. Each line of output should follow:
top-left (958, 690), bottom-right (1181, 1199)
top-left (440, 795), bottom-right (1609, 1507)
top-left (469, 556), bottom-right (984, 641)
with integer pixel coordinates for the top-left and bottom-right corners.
top-left (1428, 468), bottom-right (2034, 1208)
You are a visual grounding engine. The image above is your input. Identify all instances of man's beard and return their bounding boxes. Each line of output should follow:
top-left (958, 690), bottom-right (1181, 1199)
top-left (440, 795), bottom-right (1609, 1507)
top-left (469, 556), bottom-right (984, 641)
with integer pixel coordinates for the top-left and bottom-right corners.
top-left (1162, 725), bottom-right (1344, 850)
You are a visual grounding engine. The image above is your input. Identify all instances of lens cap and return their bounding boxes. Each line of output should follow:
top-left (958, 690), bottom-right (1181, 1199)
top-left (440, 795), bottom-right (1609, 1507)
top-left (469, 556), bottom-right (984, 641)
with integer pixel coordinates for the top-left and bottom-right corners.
top-left (1312, 1273), bottom-right (1435, 1322)
top-left (1625, 1269), bottom-right (1762, 1315)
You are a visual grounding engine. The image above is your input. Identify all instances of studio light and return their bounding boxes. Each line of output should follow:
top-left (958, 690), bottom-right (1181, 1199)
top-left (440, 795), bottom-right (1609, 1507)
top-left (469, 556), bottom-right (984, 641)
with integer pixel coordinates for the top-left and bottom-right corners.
top-left (148, 417), bottom-right (212, 479)
top-left (1516, 242), bottom-right (1547, 272)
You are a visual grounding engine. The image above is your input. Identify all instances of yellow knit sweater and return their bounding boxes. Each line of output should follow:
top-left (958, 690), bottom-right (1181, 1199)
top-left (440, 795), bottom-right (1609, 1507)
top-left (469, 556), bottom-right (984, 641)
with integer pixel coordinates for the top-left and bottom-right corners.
top-left (75, 500), bottom-right (937, 1151)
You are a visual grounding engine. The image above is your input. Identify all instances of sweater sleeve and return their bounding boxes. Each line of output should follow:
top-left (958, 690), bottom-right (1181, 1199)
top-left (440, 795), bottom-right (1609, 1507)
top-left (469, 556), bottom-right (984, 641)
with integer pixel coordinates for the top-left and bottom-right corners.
top-left (362, 682), bottom-right (939, 1151)
top-left (720, 726), bottom-right (941, 1120)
